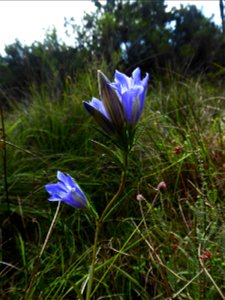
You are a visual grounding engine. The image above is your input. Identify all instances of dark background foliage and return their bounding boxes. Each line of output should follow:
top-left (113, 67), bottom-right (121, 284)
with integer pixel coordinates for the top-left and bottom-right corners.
top-left (0, 0), bottom-right (224, 108)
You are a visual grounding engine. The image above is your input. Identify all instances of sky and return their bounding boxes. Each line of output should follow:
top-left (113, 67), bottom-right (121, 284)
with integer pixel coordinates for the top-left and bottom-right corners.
top-left (0, 1), bottom-right (222, 56)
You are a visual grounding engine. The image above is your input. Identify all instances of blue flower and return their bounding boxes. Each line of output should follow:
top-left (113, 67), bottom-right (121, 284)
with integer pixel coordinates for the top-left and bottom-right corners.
top-left (111, 67), bottom-right (149, 125)
top-left (83, 70), bottom-right (125, 135)
top-left (45, 171), bottom-right (87, 208)
top-left (83, 95), bottom-right (116, 135)
top-left (83, 67), bottom-right (149, 131)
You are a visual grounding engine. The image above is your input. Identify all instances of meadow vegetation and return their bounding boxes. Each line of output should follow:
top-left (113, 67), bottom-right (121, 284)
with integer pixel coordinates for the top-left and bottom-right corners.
top-left (1, 67), bottom-right (225, 299)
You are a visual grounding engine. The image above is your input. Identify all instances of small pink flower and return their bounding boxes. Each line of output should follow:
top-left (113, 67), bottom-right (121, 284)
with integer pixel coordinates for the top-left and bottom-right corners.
top-left (156, 181), bottom-right (167, 191)
top-left (136, 194), bottom-right (144, 201)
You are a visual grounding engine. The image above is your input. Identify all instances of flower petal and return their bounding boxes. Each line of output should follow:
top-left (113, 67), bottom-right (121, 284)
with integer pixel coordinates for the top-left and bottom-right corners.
top-left (57, 172), bottom-right (78, 191)
top-left (62, 189), bottom-right (87, 208)
top-left (48, 195), bottom-right (63, 201)
top-left (139, 73), bottom-right (149, 114)
top-left (87, 97), bottom-right (109, 119)
top-left (132, 67), bottom-right (141, 84)
top-left (45, 183), bottom-right (67, 195)
top-left (98, 70), bottom-right (124, 131)
top-left (57, 171), bottom-right (70, 185)
top-left (83, 101), bottom-right (115, 134)
top-left (141, 73), bottom-right (149, 88)
top-left (122, 86), bottom-right (143, 124)
top-left (114, 70), bottom-right (131, 92)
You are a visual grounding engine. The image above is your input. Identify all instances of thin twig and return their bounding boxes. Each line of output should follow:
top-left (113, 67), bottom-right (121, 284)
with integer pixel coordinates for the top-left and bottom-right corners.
top-left (39, 201), bottom-right (61, 258)
top-left (198, 244), bottom-right (225, 300)
top-left (172, 269), bottom-right (204, 299)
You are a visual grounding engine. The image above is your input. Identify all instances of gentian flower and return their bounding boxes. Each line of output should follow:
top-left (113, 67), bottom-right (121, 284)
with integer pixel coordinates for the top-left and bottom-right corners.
top-left (83, 70), bottom-right (125, 135)
top-left (111, 67), bottom-right (149, 125)
top-left (45, 171), bottom-right (87, 208)
top-left (83, 95), bottom-right (116, 135)
top-left (83, 67), bottom-right (149, 133)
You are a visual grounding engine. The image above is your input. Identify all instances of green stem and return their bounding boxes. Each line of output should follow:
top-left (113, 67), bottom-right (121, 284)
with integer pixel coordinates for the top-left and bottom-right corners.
top-left (99, 169), bottom-right (126, 224)
top-left (86, 152), bottom-right (128, 300)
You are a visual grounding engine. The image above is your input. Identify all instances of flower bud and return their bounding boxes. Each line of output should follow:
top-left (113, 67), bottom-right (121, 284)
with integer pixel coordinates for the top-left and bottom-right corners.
top-left (156, 181), bottom-right (167, 192)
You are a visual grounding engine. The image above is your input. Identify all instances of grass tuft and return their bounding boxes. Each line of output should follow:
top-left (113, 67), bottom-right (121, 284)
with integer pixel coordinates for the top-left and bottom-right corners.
top-left (1, 71), bottom-right (225, 299)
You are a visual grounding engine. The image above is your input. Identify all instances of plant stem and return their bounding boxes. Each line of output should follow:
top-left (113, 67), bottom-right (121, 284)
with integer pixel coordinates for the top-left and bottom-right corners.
top-left (86, 152), bottom-right (128, 300)
top-left (39, 201), bottom-right (61, 258)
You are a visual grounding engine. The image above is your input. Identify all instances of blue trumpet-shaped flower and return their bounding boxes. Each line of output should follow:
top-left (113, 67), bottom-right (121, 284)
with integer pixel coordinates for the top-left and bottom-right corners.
top-left (83, 70), bottom-right (125, 135)
top-left (45, 171), bottom-right (87, 208)
top-left (83, 67), bottom-right (149, 133)
top-left (111, 67), bottom-right (149, 125)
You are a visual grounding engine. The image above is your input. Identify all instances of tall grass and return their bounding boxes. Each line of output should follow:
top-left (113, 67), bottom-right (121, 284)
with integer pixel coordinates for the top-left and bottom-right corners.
top-left (1, 69), bottom-right (225, 299)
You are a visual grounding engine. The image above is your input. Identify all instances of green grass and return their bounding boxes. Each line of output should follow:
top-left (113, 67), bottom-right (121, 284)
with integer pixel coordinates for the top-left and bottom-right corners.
top-left (1, 70), bottom-right (225, 299)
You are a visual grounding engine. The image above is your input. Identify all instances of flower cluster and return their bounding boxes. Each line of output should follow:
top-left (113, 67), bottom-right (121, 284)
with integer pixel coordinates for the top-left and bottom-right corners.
top-left (45, 67), bottom-right (149, 208)
top-left (83, 67), bottom-right (149, 135)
